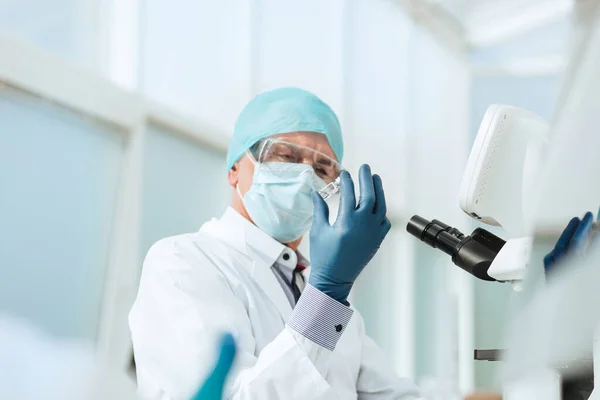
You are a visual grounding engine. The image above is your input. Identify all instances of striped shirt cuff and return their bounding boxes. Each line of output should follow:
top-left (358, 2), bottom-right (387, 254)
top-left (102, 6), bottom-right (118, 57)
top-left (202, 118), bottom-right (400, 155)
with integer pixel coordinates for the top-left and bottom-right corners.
top-left (287, 284), bottom-right (354, 351)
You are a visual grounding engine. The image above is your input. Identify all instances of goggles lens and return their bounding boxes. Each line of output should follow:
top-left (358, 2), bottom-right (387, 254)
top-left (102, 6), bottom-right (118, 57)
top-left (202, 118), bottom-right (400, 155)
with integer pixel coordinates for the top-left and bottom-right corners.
top-left (251, 139), bottom-right (343, 184)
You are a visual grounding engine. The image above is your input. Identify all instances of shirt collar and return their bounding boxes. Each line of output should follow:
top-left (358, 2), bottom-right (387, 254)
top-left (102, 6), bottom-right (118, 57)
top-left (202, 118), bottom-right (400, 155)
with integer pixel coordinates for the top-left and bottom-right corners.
top-left (216, 207), bottom-right (310, 271)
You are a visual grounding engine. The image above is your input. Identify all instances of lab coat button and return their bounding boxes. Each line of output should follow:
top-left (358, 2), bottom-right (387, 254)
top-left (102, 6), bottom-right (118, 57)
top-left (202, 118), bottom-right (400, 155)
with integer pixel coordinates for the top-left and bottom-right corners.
top-left (335, 324), bottom-right (343, 332)
top-left (283, 253), bottom-right (290, 261)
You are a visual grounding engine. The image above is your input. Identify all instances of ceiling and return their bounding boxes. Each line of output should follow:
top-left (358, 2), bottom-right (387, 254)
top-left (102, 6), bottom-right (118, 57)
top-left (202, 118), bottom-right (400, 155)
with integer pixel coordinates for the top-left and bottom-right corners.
top-left (399, 0), bottom-right (575, 74)
top-left (429, 0), bottom-right (574, 47)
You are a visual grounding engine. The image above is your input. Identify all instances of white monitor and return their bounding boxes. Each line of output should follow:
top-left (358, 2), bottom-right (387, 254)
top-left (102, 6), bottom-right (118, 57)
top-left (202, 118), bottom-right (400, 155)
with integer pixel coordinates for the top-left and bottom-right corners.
top-left (458, 104), bottom-right (550, 237)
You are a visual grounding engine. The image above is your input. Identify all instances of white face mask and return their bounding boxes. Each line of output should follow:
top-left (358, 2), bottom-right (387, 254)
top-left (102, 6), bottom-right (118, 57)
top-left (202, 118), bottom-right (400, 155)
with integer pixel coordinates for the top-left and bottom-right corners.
top-left (237, 155), bottom-right (327, 243)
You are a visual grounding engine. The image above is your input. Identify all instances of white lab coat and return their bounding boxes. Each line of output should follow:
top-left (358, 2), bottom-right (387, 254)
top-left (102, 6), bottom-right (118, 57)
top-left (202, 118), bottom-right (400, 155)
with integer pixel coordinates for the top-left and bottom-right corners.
top-left (129, 208), bottom-right (420, 400)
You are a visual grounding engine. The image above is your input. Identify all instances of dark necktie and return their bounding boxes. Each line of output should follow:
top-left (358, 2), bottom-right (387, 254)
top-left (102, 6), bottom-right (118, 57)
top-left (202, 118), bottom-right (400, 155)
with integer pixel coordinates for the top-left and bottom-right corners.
top-left (291, 265), bottom-right (306, 303)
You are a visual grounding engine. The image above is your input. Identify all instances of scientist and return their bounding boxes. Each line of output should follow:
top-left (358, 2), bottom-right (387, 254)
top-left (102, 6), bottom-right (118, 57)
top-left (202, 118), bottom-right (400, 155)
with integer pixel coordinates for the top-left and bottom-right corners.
top-left (129, 87), bottom-right (421, 399)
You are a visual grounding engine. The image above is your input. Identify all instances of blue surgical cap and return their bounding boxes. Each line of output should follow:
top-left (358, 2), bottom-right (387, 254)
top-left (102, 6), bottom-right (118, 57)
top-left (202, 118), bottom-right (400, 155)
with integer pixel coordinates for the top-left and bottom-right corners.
top-left (226, 87), bottom-right (343, 170)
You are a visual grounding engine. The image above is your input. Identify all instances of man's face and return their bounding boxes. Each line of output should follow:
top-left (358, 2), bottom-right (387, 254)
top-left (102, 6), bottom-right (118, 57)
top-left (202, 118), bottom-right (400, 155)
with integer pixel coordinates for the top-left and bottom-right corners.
top-left (227, 131), bottom-right (337, 247)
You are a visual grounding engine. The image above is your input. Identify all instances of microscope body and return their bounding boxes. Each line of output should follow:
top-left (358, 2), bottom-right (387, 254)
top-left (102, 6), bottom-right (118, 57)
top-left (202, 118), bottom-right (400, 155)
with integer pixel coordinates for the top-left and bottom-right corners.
top-left (408, 105), bottom-right (548, 284)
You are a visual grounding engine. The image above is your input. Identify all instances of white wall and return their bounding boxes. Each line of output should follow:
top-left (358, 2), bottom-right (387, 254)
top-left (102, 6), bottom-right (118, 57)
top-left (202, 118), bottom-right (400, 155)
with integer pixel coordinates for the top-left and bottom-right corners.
top-left (254, 0), bottom-right (345, 114)
top-left (406, 26), bottom-right (473, 393)
top-left (143, 0), bottom-right (252, 130)
top-left (0, 85), bottom-right (124, 340)
top-left (0, 0), bottom-right (104, 72)
top-left (141, 124), bottom-right (231, 258)
top-left (343, 0), bottom-right (412, 211)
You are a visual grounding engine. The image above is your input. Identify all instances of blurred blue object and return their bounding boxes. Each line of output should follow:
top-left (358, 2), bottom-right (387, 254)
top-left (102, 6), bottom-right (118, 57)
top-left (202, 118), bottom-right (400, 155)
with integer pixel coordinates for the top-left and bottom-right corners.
top-left (308, 165), bottom-right (391, 303)
top-left (544, 210), bottom-right (598, 275)
top-left (192, 333), bottom-right (237, 400)
top-left (226, 87), bottom-right (343, 170)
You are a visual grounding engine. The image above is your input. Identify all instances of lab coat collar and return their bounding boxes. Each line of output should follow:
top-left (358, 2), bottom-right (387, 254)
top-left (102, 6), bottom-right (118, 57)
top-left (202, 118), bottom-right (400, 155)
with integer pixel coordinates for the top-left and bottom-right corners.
top-left (224, 208), bottom-right (282, 260)
top-left (204, 207), bottom-right (308, 320)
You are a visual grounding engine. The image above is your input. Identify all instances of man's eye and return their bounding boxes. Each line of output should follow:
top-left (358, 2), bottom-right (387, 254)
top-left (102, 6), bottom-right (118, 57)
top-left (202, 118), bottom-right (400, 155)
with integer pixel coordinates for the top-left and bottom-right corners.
top-left (315, 167), bottom-right (330, 178)
top-left (278, 153), bottom-right (295, 161)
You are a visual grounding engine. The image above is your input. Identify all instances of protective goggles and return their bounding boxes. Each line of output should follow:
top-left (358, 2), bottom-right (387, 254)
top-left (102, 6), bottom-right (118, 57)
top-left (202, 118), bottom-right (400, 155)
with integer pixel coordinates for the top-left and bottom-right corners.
top-left (250, 138), bottom-right (343, 200)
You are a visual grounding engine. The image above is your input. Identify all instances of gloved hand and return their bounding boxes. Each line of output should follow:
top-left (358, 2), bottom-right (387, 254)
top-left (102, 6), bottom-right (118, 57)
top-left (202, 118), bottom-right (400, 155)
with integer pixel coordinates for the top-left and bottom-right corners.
top-left (544, 210), bottom-right (599, 275)
top-left (308, 164), bottom-right (391, 303)
top-left (192, 333), bottom-right (236, 400)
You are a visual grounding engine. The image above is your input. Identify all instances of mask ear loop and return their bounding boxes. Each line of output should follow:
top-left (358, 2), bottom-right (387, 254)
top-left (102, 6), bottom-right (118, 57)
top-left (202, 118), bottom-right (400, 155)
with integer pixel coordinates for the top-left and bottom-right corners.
top-left (246, 150), bottom-right (258, 165)
top-left (236, 150), bottom-right (259, 199)
top-left (235, 184), bottom-right (245, 202)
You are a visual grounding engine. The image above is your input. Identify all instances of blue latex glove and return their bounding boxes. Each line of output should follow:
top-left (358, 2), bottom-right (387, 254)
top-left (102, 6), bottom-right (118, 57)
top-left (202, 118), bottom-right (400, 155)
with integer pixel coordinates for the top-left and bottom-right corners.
top-left (308, 164), bottom-right (392, 303)
top-left (192, 333), bottom-right (236, 400)
top-left (544, 210), bottom-right (598, 275)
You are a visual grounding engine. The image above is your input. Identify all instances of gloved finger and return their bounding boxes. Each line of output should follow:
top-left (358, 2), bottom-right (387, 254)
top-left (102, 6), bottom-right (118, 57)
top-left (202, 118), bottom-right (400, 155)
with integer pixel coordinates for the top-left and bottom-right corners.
top-left (554, 217), bottom-right (581, 253)
top-left (338, 170), bottom-right (356, 215)
top-left (543, 251), bottom-right (557, 274)
top-left (570, 211), bottom-right (594, 254)
top-left (373, 174), bottom-right (387, 218)
top-left (311, 191), bottom-right (330, 227)
top-left (357, 164), bottom-right (376, 212)
top-left (381, 217), bottom-right (392, 238)
top-left (193, 333), bottom-right (236, 399)
top-left (211, 333), bottom-right (236, 382)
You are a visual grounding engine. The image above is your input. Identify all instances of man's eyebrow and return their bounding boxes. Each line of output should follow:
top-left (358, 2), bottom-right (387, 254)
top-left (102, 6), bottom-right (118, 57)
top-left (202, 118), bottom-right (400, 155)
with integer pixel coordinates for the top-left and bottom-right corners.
top-left (315, 156), bottom-right (333, 166)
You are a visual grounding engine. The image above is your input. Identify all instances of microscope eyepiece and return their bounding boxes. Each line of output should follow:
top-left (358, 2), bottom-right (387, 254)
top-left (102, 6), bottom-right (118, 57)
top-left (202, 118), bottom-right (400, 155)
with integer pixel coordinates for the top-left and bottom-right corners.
top-left (406, 215), bottom-right (504, 281)
top-left (406, 216), bottom-right (465, 256)
top-left (406, 215), bottom-right (431, 240)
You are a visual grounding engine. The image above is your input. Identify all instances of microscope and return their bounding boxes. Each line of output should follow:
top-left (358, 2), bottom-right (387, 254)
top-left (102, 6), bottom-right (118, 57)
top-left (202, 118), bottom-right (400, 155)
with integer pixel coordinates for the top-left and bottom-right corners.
top-left (407, 104), bottom-right (545, 286)
top-left (406, 104), bottom-right (595, 399)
